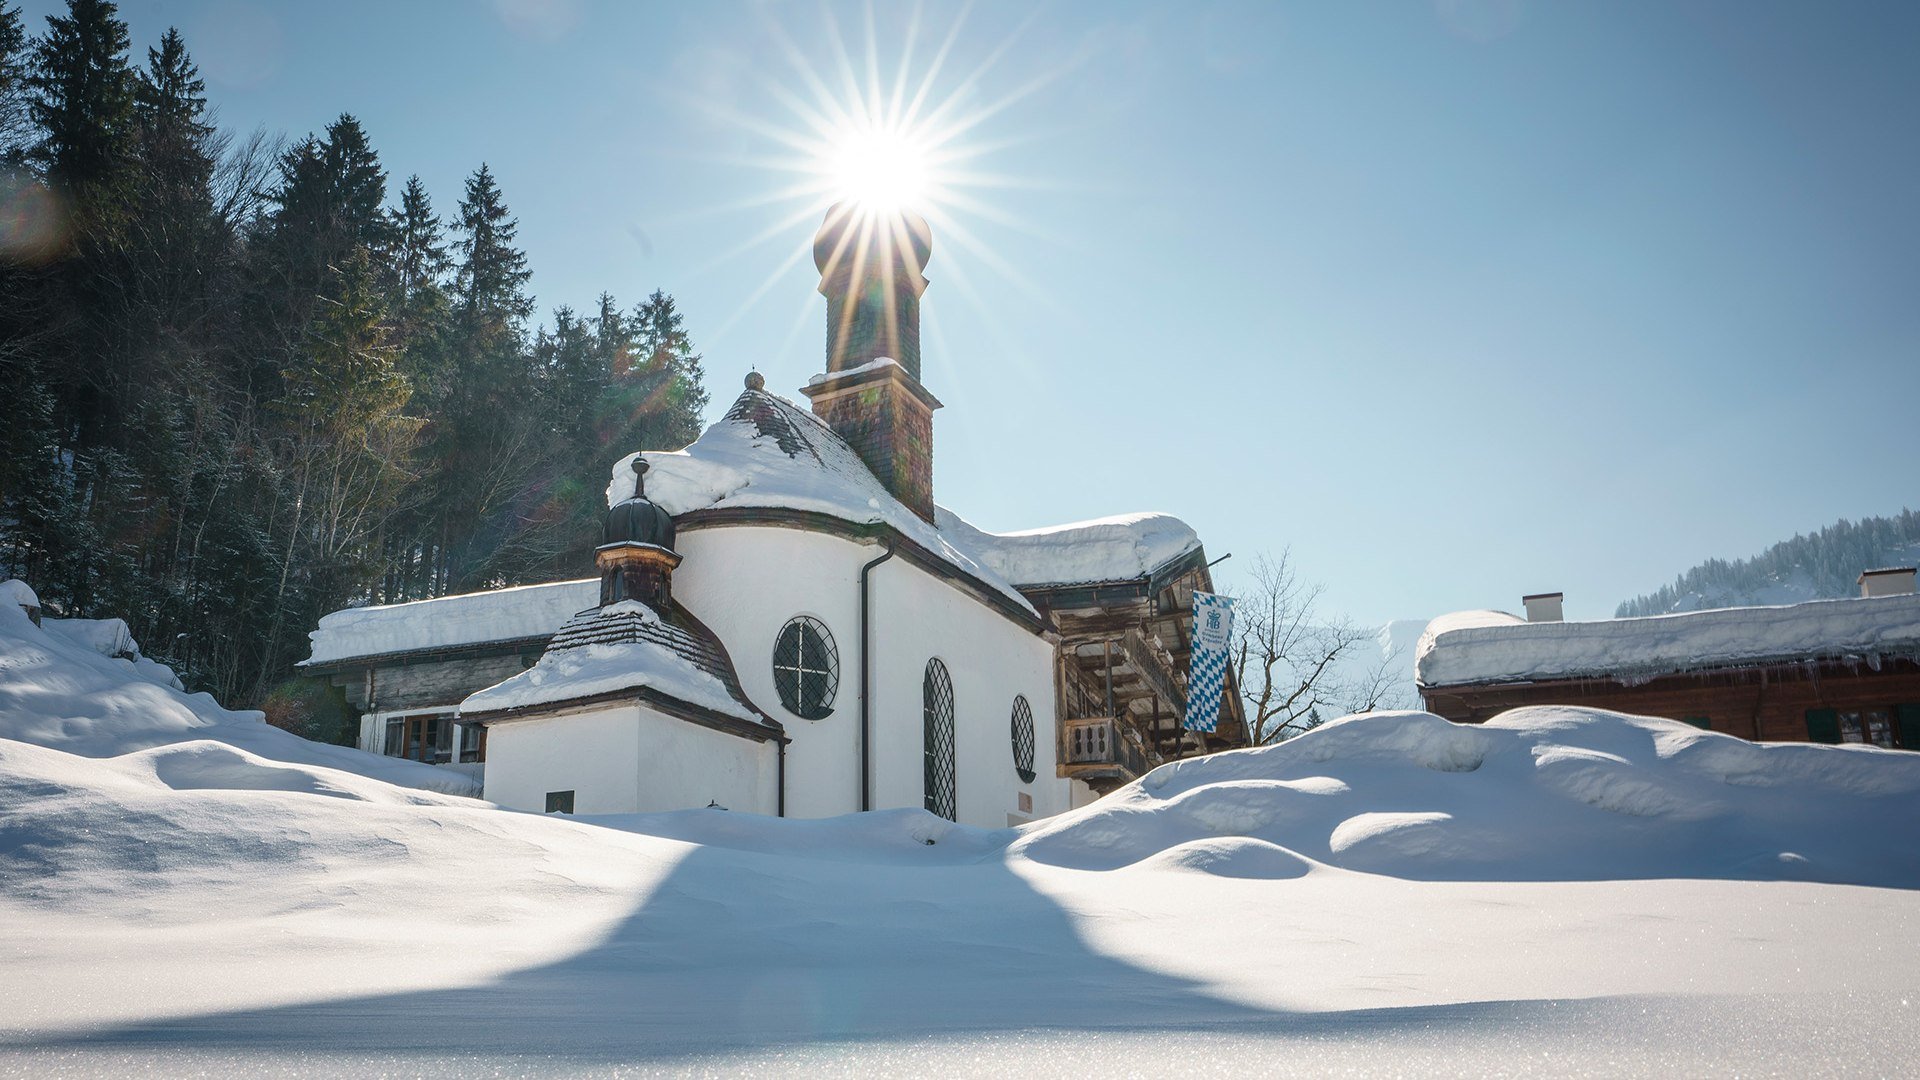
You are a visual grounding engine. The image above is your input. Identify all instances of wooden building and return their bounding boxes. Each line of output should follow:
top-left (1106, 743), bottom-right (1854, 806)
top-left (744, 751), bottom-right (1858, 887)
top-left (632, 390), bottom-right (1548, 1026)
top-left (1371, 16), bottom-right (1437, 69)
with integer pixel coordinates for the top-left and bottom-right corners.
top-left (1417, 571), bottom-right (1920, 748)
top-left (299, 580), bottom-right (598, 768)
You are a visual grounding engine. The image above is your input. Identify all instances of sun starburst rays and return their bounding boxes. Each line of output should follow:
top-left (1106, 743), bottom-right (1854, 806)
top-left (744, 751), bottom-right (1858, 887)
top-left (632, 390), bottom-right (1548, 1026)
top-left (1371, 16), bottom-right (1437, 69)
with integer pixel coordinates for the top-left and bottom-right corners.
top-left (665, 2), bottom-right (1072, 362)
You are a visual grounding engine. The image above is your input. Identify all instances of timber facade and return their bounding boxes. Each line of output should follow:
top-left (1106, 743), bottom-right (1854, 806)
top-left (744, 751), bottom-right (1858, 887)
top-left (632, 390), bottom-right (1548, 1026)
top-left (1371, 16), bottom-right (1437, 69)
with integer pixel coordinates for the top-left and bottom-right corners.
top-left (1423, 657), bottom-right (1920, 748)
top-left (1026, 545), bottom-right (1249, 793)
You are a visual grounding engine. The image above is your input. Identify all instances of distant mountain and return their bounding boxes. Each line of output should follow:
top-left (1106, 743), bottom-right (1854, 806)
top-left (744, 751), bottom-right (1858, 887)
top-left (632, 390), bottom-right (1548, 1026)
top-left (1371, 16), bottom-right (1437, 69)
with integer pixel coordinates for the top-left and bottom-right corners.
top-left (1617, 509), bottom-right (1920, 617)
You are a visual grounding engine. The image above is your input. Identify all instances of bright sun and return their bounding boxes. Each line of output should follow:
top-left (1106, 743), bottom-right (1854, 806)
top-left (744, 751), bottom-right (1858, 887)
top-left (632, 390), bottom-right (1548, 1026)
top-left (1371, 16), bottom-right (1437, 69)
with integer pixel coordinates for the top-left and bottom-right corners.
top-left (674, 6), bottom-right (1060, 343)
top-left (829, 126), bottom-right (931, 213)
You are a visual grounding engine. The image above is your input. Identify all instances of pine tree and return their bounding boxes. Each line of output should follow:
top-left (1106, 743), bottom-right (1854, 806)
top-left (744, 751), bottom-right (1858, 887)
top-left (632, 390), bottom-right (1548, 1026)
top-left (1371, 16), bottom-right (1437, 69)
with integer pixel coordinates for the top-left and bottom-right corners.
top-left (0, 4), bottom-right (32, 163)
top-left (450, 162), bottom-right (532, 341)
top-left (384, 176), bottom-right (449, 320)
top-left (628, 287), bottom-right (709, 447)
top-left (0, 19), bottom-right (717, 711)
top-left (27, 0), bottom-right (135, 212)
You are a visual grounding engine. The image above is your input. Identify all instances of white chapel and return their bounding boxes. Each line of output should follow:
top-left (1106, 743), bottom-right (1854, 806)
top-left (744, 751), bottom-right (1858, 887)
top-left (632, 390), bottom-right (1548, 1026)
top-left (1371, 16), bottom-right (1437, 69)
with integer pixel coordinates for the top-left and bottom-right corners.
top-left (302, 203), bottom-right (1246, 827)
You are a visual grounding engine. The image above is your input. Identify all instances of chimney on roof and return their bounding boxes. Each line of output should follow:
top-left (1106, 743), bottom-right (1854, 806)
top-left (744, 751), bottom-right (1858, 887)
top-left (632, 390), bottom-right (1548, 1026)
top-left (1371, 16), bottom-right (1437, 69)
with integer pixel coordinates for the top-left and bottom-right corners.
top-left (1858, 567), bottom-right (1917, 599)
top-left (801, 202), bottom-right (942, 523)
top-left (1523, 592), bottom-right (1564, 623)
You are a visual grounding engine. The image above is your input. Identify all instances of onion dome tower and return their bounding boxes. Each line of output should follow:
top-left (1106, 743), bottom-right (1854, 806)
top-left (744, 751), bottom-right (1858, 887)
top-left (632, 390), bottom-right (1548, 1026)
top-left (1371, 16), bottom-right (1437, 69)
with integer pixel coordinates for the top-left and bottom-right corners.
top-left (801, 202), bottom-right (944, 522)
top-left (599, 458), bottom-right (681, 608)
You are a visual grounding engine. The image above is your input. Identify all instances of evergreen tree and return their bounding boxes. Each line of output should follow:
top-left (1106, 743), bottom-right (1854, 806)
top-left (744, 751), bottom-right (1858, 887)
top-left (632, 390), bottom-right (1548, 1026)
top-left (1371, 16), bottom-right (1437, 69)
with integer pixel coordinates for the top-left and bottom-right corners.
top-left (383, 176), bottom-right (449, 331)
top-left (450, 162), bottom-right (531, 340)
top-left (0, 3), bottom-right (32, 162)
top-left (27, 0), bottom-right (135, 212)
top-left (626, 287), bottom-right (709, 448)
top-left (0, 19), bottom-right (712, 713)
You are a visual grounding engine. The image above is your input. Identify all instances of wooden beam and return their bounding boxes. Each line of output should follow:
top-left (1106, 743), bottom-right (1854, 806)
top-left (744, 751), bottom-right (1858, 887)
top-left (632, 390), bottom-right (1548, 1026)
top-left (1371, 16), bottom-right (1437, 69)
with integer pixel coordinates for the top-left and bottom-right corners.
top-left (1121, 628), bottom-right (1187, 720)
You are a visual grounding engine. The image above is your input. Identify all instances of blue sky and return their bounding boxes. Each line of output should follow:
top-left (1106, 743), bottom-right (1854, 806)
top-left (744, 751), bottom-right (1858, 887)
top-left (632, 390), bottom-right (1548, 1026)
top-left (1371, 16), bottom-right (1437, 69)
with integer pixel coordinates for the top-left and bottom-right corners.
top-left (61, 0), bottom-right (1920, 625)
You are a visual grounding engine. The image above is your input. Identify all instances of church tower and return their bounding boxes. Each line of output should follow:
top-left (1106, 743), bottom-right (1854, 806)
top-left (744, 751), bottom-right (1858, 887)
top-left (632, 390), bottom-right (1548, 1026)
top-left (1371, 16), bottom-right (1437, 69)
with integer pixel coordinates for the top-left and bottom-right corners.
top-left (801, 202), bottom-right (943, 522)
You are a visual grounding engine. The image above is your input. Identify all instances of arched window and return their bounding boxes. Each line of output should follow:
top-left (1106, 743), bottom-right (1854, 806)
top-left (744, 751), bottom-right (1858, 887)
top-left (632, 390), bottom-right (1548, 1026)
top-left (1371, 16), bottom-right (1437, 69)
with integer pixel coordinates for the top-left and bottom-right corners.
top-left (1010, 695), bottom-right (1036, 784)
top-left (923, 659), bottom-right (956, 821)
top-left (772, 617), bottom-right (839, 720)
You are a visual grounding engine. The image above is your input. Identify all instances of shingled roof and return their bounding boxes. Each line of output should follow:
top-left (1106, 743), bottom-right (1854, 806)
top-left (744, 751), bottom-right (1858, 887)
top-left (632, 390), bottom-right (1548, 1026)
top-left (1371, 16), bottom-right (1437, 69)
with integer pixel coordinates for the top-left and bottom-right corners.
top-left (460, 599), bottom-right (779, 739)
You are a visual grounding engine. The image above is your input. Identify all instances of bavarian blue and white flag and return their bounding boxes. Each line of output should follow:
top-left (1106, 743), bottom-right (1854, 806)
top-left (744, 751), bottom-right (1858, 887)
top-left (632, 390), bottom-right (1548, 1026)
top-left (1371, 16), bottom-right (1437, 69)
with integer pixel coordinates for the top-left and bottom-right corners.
top-left (1184, 591), bottom-right (1236, 733)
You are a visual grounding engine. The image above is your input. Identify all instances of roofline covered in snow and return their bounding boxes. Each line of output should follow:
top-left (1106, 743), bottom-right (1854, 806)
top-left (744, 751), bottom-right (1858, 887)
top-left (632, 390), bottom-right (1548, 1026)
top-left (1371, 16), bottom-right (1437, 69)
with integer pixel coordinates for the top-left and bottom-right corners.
top-left (676, 506), bottom-right (1051, 635)
top-left (296, 634), bottom-right (558, 675)
top-left (461, 681), bottom-right (787, 742)
top-left (1417, 592), bottom-right (1920, 689)
top-left (1014, 544), bottom-right (1213, 609)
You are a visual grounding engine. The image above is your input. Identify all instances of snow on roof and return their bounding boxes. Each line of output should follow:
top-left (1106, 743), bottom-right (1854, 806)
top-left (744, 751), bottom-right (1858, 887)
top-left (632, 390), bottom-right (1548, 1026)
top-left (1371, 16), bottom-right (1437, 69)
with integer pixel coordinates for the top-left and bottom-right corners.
top-left (460, 601), bottom-right (766, 725)
top-left (806, 356), bottom-right (900, 386)
top-left (612, 387), bottom-right (1036, 615)
top-left (935, 508), bottom-right (1201, 589)
top-left (42, 617), bottom-right (140, 661)
top-left (303, 579), bottom-right (599, 666)
top-left (2, 578), bottom-right (39, 608)
top-left (1417, 593), bottom-right (1920, 688)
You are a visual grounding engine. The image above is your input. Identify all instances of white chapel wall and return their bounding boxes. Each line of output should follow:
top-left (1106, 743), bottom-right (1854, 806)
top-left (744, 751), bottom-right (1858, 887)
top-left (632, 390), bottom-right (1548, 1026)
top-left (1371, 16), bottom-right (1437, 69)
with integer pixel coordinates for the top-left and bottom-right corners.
top-left (673, 524), bottom-right (1070, 827)
top-left (673, 527), bottom-right (866, 820)
top-left (483, 703), bottom-right (776, 816)
top-left (869, 556), bottom-right (1065, 826)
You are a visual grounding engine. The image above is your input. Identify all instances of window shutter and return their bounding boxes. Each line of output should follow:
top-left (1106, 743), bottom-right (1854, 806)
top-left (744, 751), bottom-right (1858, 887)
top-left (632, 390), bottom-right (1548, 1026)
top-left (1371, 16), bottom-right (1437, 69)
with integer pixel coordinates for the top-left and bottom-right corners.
top-left (1897, 704), bottom-right (1920, 750)
top-left (1804, 709), bottom-right (1840, 744)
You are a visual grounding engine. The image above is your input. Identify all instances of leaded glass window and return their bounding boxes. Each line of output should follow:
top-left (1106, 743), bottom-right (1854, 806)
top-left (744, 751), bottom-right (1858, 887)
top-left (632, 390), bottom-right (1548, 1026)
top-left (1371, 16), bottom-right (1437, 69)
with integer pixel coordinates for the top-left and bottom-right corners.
top-left (773, 616), bottom-right (839, 720)
top-left (923, 659), bottom-right (956, 821)
top-left (1011, 695), bottom-right (1036, 783)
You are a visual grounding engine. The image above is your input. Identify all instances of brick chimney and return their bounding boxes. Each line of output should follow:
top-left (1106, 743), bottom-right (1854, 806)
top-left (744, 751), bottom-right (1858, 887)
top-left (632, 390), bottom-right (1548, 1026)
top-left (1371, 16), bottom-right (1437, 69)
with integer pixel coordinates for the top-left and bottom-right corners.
top-left (801, 202), bottom-right (942, 522)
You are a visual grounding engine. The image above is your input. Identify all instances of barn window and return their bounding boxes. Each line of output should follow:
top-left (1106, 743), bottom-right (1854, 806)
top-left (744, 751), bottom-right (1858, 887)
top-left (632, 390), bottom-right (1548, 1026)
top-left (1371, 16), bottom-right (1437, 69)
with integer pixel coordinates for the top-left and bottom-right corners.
top-left (923, 659), bottom-right (956, 821)
top-left (545, 790), bottom-right (575, 814)
top-left (772, 616), bottom-right (839, 720)
top-left (1010, 694), bottom-right (1036, 783)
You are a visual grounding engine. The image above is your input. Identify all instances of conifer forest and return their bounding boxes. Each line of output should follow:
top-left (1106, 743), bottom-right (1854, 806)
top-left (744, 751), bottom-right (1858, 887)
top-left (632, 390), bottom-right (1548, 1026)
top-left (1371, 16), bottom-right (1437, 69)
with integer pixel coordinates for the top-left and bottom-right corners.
top-left (0, 1), bottom-right (711, 727)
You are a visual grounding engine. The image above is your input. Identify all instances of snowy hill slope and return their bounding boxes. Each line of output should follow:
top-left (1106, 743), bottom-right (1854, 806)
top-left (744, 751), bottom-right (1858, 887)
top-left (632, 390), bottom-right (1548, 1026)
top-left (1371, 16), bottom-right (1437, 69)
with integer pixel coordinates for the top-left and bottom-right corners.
top-left (3, 687), bottom-right (1919, 1072)
top-left (0, 602), bottom-right (477, 796)
top-left (1619, 508), bottom-right (1920, 615)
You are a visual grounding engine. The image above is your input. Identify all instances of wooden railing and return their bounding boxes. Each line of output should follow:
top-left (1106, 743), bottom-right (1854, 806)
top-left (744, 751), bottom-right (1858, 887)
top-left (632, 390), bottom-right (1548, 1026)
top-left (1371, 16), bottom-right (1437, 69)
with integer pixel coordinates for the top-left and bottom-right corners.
top-left (1061, 716), bottom-right (1148, 779)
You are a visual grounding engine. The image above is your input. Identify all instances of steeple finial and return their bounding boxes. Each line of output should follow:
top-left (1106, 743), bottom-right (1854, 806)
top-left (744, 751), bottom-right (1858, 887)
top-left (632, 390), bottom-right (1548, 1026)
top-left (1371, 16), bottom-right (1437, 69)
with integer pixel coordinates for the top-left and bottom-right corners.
top-left (632, 457), bottom-right (649, 499)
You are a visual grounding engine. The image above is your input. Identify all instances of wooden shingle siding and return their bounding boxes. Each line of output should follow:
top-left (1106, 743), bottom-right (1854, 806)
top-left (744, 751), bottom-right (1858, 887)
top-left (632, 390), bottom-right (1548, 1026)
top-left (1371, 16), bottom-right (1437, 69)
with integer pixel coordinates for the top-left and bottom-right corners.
top-left (1420, 657), bottom-right (1920, 744)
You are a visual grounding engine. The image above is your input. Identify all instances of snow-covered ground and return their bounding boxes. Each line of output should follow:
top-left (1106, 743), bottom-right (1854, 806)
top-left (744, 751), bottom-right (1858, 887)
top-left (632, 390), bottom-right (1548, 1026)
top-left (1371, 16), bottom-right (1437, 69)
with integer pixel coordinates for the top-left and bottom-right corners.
top-left (2, 599), bottom-right (1917, 1075)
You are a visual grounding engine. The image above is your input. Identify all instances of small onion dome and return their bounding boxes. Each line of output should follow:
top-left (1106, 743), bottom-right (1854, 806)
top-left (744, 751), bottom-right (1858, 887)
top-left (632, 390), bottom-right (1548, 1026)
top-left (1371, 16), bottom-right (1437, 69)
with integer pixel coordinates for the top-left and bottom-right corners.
top-left (813, 201), bottom-right (932, 278)
top-left (604, 458), bottom-right (676, 550)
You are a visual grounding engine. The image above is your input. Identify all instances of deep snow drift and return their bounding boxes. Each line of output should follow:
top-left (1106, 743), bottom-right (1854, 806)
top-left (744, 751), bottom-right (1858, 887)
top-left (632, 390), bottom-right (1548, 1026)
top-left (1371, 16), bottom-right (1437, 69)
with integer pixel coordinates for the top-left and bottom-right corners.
top-left (0, 602), bottom-right (478, 796)
top-left (1016, 707), bottom-right (1920, 885)
top-left (2, 601), bottom-right (1918, 1073)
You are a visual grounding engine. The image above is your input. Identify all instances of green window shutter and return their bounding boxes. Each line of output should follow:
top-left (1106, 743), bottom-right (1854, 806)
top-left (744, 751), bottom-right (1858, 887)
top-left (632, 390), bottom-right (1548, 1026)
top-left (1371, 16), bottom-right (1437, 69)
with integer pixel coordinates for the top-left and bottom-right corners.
top-left (1683, 716), bottom-right (1712, 730)
top-left (1897, 704), bottom-right (1920, 750)
top-left (1805, 708), bottom-right (1840, 744)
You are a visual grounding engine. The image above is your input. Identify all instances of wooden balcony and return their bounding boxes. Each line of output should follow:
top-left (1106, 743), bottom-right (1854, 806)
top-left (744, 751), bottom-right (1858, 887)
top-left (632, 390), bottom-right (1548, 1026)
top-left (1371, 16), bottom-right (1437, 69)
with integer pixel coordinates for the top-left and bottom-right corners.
top-left (1058, 716), bottom-right (1149, 792)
